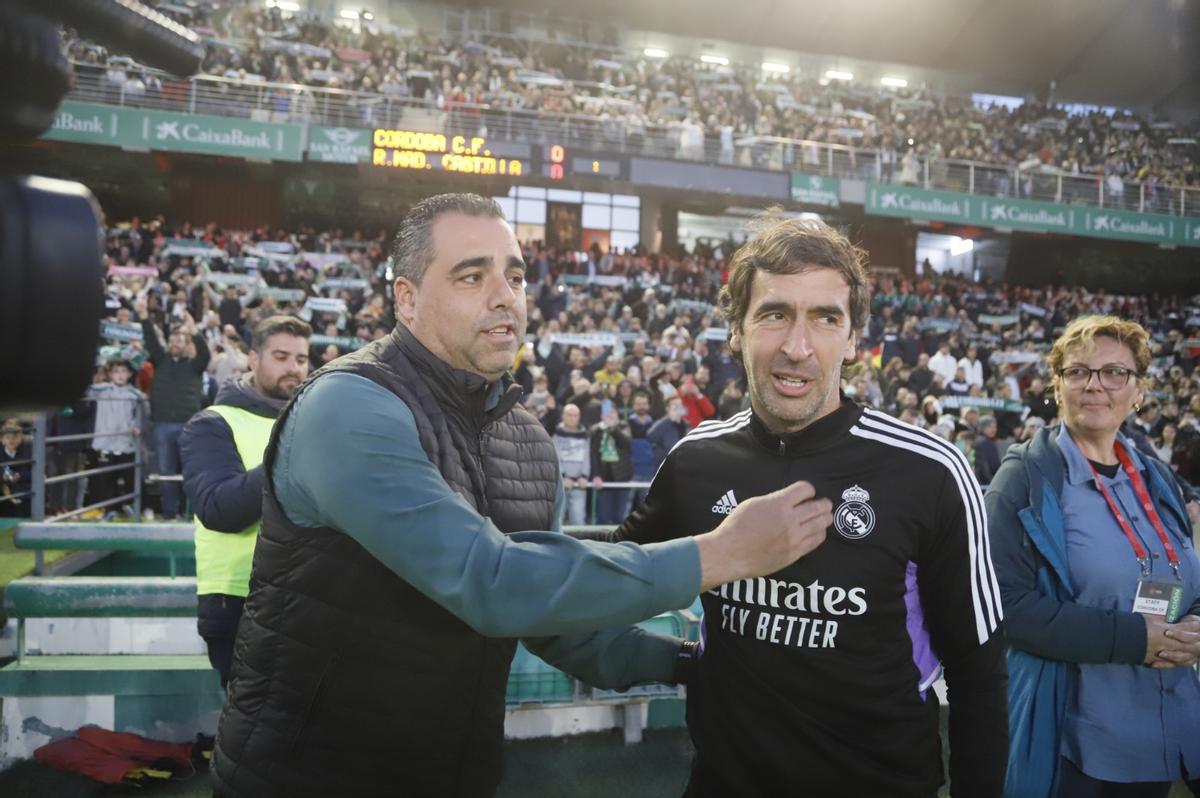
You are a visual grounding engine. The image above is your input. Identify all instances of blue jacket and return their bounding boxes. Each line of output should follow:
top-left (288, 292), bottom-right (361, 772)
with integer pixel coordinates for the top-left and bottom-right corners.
top-left (985, 425), bottom-right (1193, 798)
top-left (646, 415), bottom-right (689, 471)
top-left (628, 413), bottom-right (657, 481)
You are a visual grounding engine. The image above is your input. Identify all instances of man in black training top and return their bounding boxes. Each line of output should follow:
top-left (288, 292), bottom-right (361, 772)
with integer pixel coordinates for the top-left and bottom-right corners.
top-left (610, 214), bottom-right (1008, 797)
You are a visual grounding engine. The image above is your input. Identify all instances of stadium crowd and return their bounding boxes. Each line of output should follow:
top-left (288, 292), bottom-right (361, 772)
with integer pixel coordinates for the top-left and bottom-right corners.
top-left (61, 3), bottom-right (1200, 208)
top-left (3, 215), bottom-right (1198, 521)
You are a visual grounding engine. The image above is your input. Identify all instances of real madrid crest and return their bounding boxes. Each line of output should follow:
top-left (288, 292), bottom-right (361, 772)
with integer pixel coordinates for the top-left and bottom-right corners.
top-left (834, 485), bottom-right (875, 540)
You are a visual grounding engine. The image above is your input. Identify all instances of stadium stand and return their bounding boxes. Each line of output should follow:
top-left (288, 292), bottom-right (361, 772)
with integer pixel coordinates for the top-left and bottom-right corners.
top-left (61, 4), bottom-right (1200, 201)
top-left (3, 214), bottom-right (1195, 514)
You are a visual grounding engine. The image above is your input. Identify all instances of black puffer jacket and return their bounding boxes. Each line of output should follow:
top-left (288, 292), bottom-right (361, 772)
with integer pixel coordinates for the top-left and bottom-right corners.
top-left (211, 326), bottom-right (559, 798)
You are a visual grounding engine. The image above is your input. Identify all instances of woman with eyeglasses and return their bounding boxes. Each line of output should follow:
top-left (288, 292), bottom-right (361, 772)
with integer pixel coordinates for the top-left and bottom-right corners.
top-left (986, 315), bottom-right (1200, 798)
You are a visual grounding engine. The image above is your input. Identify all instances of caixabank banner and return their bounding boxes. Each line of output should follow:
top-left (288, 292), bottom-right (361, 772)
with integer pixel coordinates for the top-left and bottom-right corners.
top-left (44, 100), bottom-right (304, 161)
top-left (865, 183), bottom-right (1200, 248)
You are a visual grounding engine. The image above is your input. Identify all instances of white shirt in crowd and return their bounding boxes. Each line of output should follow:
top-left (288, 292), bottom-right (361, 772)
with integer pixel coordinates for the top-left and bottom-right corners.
top-left (1003, 374), bottom-right (1022, 403)
top-left (86, 382), bottom-right (146, 455)
top-left (958, 357), bottom-right (984, 388)
top-left (928, 350), bottom-right (959, 385)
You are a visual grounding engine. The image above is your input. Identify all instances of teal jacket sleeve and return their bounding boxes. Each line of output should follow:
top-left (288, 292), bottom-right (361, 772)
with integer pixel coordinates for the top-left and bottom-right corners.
top-left (273, 372), bottom-right (701, 639)
top-left (524, 435), bottom-right (685, 690)
top-left (526, 407), bottom-right (683, 690)
top-left (523, 626), bottom-right (682, 690)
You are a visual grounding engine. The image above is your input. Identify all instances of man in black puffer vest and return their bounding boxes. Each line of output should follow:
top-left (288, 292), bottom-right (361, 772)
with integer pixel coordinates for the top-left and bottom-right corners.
top-left (211, 194), bottom-right (832, 797)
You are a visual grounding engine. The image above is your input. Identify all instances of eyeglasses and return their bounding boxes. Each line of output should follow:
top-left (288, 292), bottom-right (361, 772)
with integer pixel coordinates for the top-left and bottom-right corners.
top-left (1057, 366), bottom-right (1138, 390)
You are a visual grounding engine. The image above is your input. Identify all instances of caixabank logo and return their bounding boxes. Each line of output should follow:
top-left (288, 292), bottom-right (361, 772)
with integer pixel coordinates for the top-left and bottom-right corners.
top-left (152, 120), bottom-right (273, 150)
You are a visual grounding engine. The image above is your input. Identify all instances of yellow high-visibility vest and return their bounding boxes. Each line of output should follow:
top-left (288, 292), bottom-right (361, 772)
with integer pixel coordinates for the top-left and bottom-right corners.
top-left (193, 404), bottom-right (274, 597)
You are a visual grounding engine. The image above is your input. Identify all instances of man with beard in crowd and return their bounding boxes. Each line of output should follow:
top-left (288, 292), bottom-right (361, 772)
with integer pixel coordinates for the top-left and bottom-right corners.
top-left (180, 315), bottom-right (312, 686)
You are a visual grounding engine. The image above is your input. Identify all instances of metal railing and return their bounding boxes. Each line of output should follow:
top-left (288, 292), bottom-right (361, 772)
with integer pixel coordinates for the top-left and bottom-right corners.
top-left (66, 63), bottom-right (1199, 217)
top-left (743, 136), bottom-right (1197, 216)
top-left (7, 394), bottom-right (645, 565)
top-left (560, 480), bottom-right (652, 526)
top-left (18, 398), bottom-right (147, 572)
top-left (9, 406), bottom-right (199, 574)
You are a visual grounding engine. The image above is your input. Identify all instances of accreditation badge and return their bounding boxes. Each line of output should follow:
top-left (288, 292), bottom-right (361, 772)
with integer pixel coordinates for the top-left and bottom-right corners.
top-left (1133, 580), bottom-right (1185, 623)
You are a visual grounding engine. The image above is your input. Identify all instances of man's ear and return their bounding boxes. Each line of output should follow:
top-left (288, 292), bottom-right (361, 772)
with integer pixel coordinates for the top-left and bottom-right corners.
top-left (728, 327), bottom-right (741, 354)
top-left (393, 277), bottom-right (418, 325)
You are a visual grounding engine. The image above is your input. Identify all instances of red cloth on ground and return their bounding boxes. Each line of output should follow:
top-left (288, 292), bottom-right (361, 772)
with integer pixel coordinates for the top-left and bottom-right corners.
top-left (34, 736), bottom-right (139, 784)
top-left (77, 726), bottom-right (192, 767)
top-left (33, 727), bottom-right (193, 784)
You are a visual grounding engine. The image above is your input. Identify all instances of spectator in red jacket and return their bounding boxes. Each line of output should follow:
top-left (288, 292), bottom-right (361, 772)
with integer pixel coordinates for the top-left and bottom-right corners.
top-left (679, 373), bottom-right (716, 428)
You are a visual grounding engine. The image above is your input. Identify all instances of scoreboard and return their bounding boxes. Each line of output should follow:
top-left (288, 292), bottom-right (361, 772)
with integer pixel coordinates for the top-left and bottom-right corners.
top-left (371, 128), bottom-right (529, 176)
top-left (367, 129), bottom-right (626, 182)
top-left (542, 144), bottom-right (626, 180)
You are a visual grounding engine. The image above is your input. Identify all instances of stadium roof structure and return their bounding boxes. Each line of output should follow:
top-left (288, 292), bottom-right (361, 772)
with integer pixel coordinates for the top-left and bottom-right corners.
top-left (494, 0), bottom-right (1200, 117)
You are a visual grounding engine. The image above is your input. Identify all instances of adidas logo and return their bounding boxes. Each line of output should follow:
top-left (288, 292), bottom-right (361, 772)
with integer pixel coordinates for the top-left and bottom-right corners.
top-left (711, 489), bottom-right (739, 515)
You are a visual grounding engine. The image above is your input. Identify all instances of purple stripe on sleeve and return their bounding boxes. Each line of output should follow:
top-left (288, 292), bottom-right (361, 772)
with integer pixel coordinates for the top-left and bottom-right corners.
top-left (905, 561), bottom-right (942, 700)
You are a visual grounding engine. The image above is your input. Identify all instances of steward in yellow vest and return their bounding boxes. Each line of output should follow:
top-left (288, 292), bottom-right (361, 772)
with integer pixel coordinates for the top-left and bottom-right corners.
top-left (179, 316), bottom-right (311, 685)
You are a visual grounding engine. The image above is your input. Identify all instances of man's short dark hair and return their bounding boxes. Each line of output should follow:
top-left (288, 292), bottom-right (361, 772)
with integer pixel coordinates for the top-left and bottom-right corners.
top-left (389, 193), bottom-right (507, 286)
top-left (718, 211), bottom-right (870, 367)
top-left (251, 315), bottom-right (312, 353)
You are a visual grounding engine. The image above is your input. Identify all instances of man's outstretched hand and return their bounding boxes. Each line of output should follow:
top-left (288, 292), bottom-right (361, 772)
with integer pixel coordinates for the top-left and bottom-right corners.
top-left (695, 481), bottom-right (831, 592)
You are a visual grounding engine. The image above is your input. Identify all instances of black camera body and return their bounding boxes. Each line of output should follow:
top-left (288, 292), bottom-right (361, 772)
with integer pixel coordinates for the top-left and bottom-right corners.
top-left (0, 0), bottom-right (203, 412)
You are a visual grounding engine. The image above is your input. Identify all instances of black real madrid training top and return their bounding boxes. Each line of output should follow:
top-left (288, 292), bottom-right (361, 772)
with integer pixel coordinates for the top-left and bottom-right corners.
top-left (614, 399), bottom-right (1009, 797)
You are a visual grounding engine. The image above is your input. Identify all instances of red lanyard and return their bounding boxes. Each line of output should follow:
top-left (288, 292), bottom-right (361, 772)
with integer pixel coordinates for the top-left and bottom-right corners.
top-left (1085, 441), bottom-right (1180, 580)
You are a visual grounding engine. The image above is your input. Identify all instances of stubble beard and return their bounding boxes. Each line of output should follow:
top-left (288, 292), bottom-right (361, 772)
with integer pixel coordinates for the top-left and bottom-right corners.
top-left (751, 367), bottom-right (836, 435)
